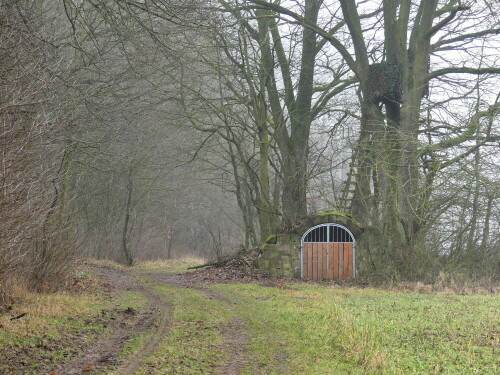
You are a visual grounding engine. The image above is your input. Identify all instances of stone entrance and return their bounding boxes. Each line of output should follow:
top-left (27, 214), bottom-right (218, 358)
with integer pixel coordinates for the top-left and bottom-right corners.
top-left (254, 212), bottom-right (363, 279)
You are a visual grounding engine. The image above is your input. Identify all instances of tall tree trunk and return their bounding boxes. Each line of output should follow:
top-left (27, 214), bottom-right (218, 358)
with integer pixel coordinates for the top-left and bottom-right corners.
top-left (122, 169), bottom-right (134, 266)
top-left (342, 0), bottom-right (439, 273)
top-left (277, 0), bottom-right (321, 225)
top-left (481, 196), bottom-right (493, 251)
top-left (257, 109), bottom-right (272, 241)
top-left (466, 131), bottom-right (482, 254)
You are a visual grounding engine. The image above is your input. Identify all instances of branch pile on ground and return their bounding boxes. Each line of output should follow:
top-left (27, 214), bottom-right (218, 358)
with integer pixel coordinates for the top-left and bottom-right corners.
top-left (181, 250), bottom-right (297, 285)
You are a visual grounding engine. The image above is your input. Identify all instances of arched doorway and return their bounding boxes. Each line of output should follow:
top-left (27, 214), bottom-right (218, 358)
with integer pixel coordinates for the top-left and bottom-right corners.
top-left (301, 223), bottom-right (355, 281)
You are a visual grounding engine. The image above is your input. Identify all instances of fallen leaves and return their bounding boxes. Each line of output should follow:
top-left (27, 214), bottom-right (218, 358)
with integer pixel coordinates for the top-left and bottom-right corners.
top-left (82, 364), bottom-right (95, 371)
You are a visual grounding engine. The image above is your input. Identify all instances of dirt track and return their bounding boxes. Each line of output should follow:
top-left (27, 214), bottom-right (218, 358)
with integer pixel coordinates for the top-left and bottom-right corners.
top-left (52, 265), bottom-right (251, 375)
top-left (52, 266), bottom-right (170, 374)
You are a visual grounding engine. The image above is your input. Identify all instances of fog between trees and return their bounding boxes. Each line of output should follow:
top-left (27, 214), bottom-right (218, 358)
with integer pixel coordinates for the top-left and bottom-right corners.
top-left (1, 0), bottom-right (499, 303)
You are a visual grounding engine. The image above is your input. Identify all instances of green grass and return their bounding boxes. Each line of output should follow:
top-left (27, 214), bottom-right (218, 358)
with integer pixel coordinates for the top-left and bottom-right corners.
top-left (212, 284), bottom-right (385, 374)
top-left (3, 261), bottom-right (497, 375)
top-left (119, 327), bottom-right (155, 356)
top-left (207, 284), bottom-right (499, 375)
top-left (135, 283), bottom-right (232, 374)
top-left (339, 289), bottom-right (500, 374)
top-left (114, 290), bottom-right (149, 310)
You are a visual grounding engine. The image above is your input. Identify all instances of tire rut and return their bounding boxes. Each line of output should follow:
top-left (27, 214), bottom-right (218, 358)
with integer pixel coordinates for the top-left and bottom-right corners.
top-left (149, 272), bottom-right (252, 375)
top-left (216, 316), bottom-right (250, 375)
top-left (53, 266), bottom-right (171, 375)
top-left (112, 288), bottom-right (171, 375)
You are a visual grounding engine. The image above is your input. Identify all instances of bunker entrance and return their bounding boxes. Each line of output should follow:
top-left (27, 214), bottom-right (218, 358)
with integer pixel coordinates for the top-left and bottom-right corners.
top-left (301, 223), bottom-right (355, 281)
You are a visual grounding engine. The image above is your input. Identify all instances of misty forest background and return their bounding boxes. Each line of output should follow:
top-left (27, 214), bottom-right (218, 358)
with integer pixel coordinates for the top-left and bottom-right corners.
top-left (1, 0), bottom-right (499, 304)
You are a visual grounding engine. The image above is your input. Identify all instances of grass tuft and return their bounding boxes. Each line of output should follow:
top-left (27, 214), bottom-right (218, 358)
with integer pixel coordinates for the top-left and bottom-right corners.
top-left (385, 272), bottom-right (499, 295)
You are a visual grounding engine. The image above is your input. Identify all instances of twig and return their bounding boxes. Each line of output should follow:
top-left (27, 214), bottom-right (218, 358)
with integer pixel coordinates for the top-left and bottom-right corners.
top-left (10, 313), bottom-right (27, 320)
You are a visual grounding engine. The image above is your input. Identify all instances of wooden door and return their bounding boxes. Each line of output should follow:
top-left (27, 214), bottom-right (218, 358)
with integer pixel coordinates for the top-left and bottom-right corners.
top-left (303, 242), bottom-right (353, 281)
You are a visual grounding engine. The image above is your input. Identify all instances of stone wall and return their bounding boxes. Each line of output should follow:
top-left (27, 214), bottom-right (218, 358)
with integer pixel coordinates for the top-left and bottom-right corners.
top-left (254, 234), bottom-right (301, 278)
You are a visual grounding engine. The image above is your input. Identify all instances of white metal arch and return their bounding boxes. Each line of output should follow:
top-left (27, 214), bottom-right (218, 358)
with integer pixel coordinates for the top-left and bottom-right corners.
top-left (300, 223), bottom-right (356, 279)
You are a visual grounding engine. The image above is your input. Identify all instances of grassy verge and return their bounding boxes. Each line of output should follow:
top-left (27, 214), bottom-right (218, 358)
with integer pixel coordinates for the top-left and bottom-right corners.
top-left (214, 284), bottom-right (386, 374)
top-left (0, 271), bottom-right (109, 374)
top-left (209, 283), bottom-right (499, 375)
top-left (338, 288), bottom-right (499, 374)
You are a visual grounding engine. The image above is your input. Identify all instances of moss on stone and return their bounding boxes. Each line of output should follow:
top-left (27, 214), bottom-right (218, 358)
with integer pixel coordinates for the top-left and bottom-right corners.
top-left (265, 234), bottom-right (277, 244)
top-left (316, 210), bottom-right (352, 218)
top-left (302, 211), bottom-right (363, 233)
top-left (260, 243), bottom-right (277, 252)
top-left (277, 234), bottom-right (299, 244)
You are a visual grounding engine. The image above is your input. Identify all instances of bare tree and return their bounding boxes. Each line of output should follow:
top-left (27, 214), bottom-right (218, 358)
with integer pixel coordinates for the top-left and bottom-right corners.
top-left (241, 0), bottom-right (500, 278)
top-left (0, 0), bottom-right (82, 301)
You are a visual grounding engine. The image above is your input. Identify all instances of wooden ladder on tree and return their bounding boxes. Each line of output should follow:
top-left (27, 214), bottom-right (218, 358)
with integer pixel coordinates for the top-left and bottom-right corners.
top-left (339, 151), bottom-right (359, 213)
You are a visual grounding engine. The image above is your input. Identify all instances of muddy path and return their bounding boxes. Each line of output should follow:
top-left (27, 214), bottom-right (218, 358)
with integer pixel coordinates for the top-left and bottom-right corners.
top-left (52, 267), bottom-right (253, 375)
top-left (53, 266), bottom-right (172, 375)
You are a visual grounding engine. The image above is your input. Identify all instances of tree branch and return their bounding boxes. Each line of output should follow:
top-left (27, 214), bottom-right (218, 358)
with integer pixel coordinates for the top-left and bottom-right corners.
top-left (339, 0), bottom-right (369, 79)
top-left (246, 0), bottom-right (357, 71)
top-left (428, 67), bottom-right (500, 80)
top-left (432, 28), bottom-right (500, 50)
top-left (427, 5), bottom-right (469, 38)
top-left (421, 102), bottom-right (500, 155)
top-left (311, 77), bottom-right (357, 119)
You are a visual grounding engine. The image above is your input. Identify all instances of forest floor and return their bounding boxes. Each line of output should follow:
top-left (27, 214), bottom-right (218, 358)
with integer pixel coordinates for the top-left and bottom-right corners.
top-left (0, 258), bottom-right (498, 375)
